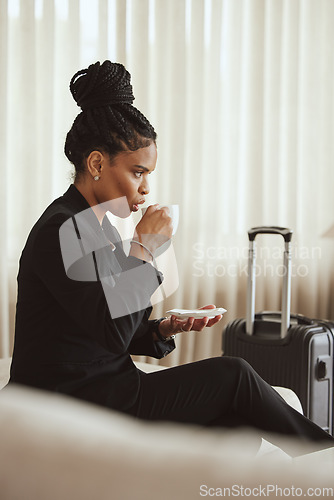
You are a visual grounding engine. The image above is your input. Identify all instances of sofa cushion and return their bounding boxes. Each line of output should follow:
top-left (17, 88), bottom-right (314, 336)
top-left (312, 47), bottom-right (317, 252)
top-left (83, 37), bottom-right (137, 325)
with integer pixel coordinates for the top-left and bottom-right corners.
top-left (0, 385), bottom-right (333, 500)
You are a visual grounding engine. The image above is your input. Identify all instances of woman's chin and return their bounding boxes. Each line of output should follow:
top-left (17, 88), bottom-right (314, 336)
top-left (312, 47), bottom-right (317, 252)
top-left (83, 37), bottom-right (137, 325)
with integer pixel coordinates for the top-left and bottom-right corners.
top-left (110, 208), bottom-right (131, 218)
top-left (104, 197), bottom-right (131, 218)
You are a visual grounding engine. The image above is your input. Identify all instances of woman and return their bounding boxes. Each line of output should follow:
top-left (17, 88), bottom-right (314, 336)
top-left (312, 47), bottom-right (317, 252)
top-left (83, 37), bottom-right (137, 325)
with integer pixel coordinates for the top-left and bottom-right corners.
top-left (9, 61), bottom-right (334, 456)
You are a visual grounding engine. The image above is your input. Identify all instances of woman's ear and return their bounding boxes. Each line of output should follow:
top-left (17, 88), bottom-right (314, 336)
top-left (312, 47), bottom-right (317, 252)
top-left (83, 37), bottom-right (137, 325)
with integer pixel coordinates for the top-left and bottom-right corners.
top-left (86, 150), bottom-right (105, 179)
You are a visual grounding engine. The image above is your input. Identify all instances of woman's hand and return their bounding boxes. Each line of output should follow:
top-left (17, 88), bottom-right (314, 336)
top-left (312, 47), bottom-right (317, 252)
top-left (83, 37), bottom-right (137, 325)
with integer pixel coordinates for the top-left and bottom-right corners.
top-left (158, 304), bottom-right (223, 338)
top-left (130, 205), bottom-right (173, 261)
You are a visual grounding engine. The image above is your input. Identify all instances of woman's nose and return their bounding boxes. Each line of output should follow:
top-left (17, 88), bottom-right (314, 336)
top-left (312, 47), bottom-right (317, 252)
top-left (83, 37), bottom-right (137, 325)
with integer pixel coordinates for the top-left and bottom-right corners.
top-left (140, 178), bottom-right (150, 195)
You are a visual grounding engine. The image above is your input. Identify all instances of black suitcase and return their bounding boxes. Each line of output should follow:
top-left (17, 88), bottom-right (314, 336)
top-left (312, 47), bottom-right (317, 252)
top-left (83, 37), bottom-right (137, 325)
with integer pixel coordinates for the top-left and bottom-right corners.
top-left (222, 226), bottom-right (334, 435)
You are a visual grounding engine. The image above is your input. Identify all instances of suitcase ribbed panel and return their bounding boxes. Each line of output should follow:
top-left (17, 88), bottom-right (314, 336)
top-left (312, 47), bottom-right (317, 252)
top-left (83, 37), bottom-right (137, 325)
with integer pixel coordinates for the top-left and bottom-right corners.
top-left (223, 319), bottom-right (308, 408)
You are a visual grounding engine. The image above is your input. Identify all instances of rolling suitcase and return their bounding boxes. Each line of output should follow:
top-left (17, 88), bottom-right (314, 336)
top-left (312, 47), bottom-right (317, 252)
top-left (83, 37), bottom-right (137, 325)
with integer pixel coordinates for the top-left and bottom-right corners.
top-left (222, 226), bottom-right (334, 435)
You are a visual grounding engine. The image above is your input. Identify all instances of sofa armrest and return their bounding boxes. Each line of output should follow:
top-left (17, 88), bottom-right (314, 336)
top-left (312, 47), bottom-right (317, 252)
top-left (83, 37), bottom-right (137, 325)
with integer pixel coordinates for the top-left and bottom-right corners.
top-left (272, 386), bottom-right (303, 414)
top-left (0, 358), bottom-right (11, 390)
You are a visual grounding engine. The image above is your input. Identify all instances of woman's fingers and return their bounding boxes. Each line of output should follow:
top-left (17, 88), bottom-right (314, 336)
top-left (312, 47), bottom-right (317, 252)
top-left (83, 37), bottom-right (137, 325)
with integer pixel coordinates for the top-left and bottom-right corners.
top-left (184, 314), bottom-right (222, 331)
top-left (171, 315), bottom-right (194, 332)
top-left (192, 317), bottom-right (210, 331)
top-left (206, 315), bottom-right (223, 327)
top-left (135, 204), bottom-right (173, 254)
top-left (169, 306), bottom-right (223, 333)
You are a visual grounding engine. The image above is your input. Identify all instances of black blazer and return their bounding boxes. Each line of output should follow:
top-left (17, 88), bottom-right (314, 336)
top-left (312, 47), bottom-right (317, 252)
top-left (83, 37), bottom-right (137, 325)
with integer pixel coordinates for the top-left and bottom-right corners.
top-left (10, 185), bottom-right (175, 411)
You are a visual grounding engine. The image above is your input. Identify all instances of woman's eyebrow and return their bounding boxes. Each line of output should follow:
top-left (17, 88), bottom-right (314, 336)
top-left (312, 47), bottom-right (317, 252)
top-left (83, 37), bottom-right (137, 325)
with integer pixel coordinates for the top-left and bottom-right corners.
top-left (134, 165), bottom-right (150, 172)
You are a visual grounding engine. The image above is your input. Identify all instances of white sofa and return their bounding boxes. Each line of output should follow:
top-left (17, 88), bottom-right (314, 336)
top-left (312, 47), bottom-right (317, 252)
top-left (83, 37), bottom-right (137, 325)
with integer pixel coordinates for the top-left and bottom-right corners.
top-left (0, 357), bottom-right (333, 500)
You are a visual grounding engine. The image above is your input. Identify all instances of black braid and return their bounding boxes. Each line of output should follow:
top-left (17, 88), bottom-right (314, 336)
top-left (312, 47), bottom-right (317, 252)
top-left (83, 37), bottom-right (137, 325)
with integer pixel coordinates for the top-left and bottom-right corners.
top-left (64, 61), bottom-right (157, 179)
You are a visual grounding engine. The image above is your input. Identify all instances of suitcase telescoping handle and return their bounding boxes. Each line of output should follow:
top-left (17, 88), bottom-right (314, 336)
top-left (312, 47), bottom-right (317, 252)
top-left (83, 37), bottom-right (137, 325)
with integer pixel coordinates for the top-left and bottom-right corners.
top-left (246, 226), bottom-right (293, 338)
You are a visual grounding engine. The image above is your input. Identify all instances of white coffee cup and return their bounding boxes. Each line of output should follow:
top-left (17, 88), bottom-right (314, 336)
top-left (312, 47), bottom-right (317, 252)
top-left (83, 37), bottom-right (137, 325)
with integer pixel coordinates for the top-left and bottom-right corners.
top-left (141, 204), bottom-right (179, 236)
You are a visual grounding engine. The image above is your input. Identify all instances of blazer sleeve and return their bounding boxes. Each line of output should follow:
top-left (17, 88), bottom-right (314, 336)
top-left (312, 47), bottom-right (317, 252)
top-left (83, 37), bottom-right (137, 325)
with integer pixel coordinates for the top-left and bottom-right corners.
top-left (128, 309), bottom-right (176, 358)
top-left (33, 213), bottom-right (165, 355)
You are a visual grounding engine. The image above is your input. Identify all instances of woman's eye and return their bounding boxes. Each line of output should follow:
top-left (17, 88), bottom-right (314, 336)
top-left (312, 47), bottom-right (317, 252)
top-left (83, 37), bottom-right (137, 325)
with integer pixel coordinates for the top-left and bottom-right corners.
top-left (134, 171), bottom-right (143, 178)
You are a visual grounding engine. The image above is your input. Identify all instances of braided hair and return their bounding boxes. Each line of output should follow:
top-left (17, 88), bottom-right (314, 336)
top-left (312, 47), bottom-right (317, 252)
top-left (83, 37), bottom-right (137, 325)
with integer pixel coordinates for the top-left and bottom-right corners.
top-left (64, 61), bottom-right (157, 179)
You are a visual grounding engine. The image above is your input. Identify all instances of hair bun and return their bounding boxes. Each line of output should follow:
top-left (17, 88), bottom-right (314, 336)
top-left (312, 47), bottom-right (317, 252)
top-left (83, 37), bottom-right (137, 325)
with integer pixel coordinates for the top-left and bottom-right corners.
top-left (70, 61), bottom-right (135, 111)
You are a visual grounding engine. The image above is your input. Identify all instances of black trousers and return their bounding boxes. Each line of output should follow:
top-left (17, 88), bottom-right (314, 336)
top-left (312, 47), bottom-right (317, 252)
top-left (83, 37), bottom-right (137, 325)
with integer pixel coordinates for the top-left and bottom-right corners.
top-left (128, 357), bottom-right (334, 456)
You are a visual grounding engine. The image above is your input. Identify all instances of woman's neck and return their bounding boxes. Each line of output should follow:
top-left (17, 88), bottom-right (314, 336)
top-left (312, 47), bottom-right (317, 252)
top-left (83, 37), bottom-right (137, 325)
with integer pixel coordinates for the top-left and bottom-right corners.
top-left (74, 181), bottom-right (106, 224)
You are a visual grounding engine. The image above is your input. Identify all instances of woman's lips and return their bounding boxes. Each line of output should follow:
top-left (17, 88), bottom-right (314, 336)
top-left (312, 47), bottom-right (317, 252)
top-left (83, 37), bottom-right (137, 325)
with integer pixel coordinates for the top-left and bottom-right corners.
top-left (132, 199), bottom-right (145, 212)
